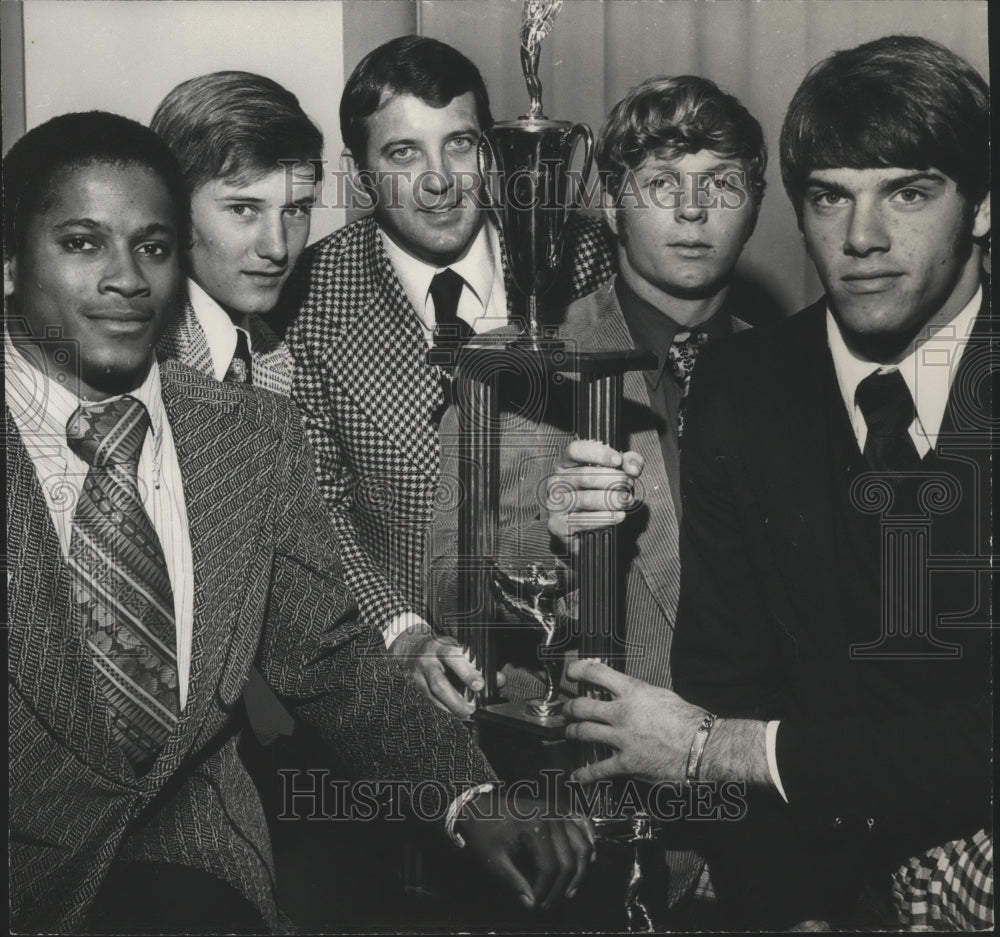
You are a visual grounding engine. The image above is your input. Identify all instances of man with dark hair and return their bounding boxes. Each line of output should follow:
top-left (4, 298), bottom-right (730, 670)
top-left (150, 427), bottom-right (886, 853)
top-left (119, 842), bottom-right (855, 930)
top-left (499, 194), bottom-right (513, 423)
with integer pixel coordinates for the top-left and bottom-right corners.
top-left (6, 110), bottom-right (594, 934)
top-left (285, 35), bottom-right (616, 716)
top-left (429, 73), bottom-right (772, 910)
top-left (153, 71), bottom-right (322, 395)
top-left (563, 35), bottom-right (992, 930)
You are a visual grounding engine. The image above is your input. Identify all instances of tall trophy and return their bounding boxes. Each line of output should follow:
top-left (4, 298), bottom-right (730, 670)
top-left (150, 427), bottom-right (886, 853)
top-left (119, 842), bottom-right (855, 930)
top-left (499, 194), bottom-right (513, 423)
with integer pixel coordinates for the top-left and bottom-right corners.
top-left (451, 0), bottom-right (652, 764)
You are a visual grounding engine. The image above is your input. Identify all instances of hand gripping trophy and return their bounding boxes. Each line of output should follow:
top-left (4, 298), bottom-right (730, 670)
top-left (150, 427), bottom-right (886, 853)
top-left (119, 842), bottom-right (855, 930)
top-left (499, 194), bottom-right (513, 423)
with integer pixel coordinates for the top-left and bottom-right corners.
top-left (448, 4), bottom-right (663, 929)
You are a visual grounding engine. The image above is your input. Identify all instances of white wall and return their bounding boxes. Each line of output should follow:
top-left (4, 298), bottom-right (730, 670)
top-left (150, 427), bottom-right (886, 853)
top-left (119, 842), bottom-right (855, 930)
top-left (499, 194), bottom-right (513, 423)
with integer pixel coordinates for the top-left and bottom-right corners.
top-left (22, 0), bottom-right (347, 241)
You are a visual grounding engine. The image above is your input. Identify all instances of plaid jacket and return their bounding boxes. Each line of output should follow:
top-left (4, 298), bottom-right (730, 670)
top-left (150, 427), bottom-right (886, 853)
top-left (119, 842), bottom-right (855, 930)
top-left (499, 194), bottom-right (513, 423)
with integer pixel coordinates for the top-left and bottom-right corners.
top-left (8, 361), bottom-right (494, 933)
top-left (285, 214), bottom-right (615, 628)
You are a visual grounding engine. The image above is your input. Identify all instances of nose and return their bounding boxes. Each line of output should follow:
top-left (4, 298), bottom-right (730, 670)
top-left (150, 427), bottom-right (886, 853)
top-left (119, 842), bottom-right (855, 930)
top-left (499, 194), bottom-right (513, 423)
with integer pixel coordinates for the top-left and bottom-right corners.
top-left (420, 147), bottom-right (457, 200)
top-left (844, 198), bottom-right (890, 256)
top-left (99, 245), bottom-right (150, 298)
top-left (255, 213), bottom-right (289, 266)
top-left (674, 171), bottom-right (708, 223)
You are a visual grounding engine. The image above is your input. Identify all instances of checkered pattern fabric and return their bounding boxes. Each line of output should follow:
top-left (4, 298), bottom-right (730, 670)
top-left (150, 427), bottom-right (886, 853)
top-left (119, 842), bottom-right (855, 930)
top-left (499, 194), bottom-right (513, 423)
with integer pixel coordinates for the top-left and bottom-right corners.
top-left (892, 829), bottom-right (993, 931)
top-left (285, 214), bottom-right (615, 628)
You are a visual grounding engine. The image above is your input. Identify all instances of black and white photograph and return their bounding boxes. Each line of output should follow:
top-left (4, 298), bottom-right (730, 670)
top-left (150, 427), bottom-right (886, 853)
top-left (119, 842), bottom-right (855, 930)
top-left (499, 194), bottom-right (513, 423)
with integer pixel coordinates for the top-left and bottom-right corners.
top-left (4, 0), bottom-right (992, 932)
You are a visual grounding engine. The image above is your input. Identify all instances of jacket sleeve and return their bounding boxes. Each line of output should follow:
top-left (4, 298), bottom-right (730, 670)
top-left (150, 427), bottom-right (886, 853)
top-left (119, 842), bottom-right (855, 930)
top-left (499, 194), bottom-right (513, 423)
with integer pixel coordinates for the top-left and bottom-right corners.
top-left (257, 399), bottom-right (497, 816)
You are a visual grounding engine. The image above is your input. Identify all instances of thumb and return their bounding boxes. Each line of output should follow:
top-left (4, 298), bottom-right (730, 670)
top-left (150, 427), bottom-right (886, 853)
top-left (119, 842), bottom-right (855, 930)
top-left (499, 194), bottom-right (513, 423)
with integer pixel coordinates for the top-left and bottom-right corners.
top-left (489, 850), bottom-right (536, 909)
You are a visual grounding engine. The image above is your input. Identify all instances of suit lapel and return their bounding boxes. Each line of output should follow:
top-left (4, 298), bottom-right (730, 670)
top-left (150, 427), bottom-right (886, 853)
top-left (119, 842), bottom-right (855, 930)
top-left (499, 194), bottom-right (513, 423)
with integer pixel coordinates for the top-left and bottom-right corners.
top-left (157, 299), bottom-right (214, 375)
top-left (327, 219), bottom-right (440, 480)
top-left (144, 365), bottom-right (268, 782)
top-left (6, 417), bottom-right (134, 785)
top-left (247, 315), bottom-right (293, 396)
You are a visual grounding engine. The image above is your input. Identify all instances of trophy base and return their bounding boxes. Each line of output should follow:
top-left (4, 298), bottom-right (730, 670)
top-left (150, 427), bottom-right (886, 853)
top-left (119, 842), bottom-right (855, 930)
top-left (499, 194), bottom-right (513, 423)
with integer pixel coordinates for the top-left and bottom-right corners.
top-left (525, 698), bottom-right (564, 719)
top-left (475, 698), bottom-right (566, 738)
top-left (472, 699), bottom-right (571, 783)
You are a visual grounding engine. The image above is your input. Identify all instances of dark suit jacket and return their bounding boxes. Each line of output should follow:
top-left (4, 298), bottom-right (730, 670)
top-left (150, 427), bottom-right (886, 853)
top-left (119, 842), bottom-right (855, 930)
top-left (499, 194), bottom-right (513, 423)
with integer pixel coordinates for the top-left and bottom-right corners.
top-left (672, 296), bottom-right (993, 923)
top-left (284, 215), bottom-right (615, 630)
top-left (8, 361), bottom-right (494, 933)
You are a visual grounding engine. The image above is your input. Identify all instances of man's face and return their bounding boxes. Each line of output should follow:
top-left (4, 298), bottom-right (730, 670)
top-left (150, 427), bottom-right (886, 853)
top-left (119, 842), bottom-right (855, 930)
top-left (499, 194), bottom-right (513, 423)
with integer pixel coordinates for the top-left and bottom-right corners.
top-left (188, 167), bottom-right (316, 321)
top-left (4, 162), bottom-right (181, 400)
top-left (606, 149), bottom-right (758, 308)
top-left (352, 91), bottom-right (483, 266)
top-left (801, 167), bottom-right (990, 355)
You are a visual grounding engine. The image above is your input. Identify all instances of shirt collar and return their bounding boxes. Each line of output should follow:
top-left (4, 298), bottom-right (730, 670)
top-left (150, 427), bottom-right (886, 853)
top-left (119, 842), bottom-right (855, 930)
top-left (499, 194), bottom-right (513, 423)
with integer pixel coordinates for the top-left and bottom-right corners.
top-left (5, 328), bottom-right (165, 458)
top-left (615, 275), bottom-right (734, 389)
top-left (826, 284), bottom-right (982, 450)
top-left (187, 277), bottom-right (253, 381)
top-left (378, 221), bottom-right (495, 327)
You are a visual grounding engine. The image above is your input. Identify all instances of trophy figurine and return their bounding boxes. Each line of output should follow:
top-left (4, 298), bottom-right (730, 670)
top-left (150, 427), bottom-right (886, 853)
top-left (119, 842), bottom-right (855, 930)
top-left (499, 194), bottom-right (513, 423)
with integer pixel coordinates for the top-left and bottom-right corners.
top-left (491, 562), bottom-right (570, 719)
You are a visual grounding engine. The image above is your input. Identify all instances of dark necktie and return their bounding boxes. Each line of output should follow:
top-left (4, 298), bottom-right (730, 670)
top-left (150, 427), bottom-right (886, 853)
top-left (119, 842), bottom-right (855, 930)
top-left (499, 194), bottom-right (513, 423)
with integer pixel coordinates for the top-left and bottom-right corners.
top-left (430, 268), bottom-right (473, 355)
top-left (67, 396), bottom-right (179, 773)
top-left (224, 329), bottom-right (253, 384)
top-left (666, 329), bottom-right (710, 438)
top-left (855, 369), bottom-right (922, 472)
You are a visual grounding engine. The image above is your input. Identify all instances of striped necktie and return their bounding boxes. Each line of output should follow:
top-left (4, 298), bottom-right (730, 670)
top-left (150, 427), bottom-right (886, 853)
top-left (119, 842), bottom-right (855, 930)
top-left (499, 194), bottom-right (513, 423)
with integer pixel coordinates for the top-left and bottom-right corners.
top-left (67, 395), bottom-right (179, 773)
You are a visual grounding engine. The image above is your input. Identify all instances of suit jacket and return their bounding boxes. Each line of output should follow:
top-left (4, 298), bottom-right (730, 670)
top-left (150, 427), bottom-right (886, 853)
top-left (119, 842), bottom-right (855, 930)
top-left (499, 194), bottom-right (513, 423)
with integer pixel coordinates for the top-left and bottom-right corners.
top-left (157, 298), bottom-right (294, 396)
top-left (672, 296), bottom-right (993, 924)
top-left (8, 361), bottom-right (494, 933)
top-left (285, 214), bottom-right (615, 630)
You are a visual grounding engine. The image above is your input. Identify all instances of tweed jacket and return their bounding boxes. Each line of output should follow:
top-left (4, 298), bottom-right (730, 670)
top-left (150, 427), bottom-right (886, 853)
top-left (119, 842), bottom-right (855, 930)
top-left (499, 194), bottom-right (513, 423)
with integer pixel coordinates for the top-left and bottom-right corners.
top-left (8, 360), bottom-right (495, 933)
top-left (157, 297), bottom-right (294, 396)
top-left (285, 214), bottom-right (615, 630)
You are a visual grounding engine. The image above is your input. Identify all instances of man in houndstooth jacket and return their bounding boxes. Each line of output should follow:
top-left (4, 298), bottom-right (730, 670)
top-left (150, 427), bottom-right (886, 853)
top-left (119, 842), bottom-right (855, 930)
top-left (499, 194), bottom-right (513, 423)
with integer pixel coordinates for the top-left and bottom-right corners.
top-left (285, 36), bottom-right (615, 716)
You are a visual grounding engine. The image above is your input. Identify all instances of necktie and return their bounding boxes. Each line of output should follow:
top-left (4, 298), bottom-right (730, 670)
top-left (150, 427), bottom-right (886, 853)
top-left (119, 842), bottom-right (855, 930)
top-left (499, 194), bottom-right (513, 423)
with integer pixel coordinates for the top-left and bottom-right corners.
top-left (855, 369), bottom-right (922, 472)
top-left (666, 330), bottom-right (710, 438)
top-left (67, 396), bottom-right (179, 773)
top-left (430, 268), bottom-right (473, 355)
top-left (224, 329), bottom-right (253, 384)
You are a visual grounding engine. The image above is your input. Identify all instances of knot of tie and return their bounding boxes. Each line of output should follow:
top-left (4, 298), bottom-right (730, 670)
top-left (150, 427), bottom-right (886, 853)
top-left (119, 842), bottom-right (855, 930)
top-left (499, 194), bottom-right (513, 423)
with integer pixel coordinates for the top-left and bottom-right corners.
top-left (667, 330), bottom-right (710, 391)
top-left (855, 369), bottom-right (921, 472)
top-left (66, 396), bottom-right (150, 467)
top-left (431, 268), bottom-right (473, 351)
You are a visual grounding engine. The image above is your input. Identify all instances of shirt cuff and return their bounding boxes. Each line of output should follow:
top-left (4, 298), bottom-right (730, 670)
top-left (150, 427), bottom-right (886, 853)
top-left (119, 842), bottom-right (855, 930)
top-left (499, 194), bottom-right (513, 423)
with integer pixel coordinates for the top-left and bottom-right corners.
top-left (383, 610), bottom-right (429, 649)
top-left (445, 783), bottom-right (495, 848)
top-left (765, 720), bottom-right (789, 803)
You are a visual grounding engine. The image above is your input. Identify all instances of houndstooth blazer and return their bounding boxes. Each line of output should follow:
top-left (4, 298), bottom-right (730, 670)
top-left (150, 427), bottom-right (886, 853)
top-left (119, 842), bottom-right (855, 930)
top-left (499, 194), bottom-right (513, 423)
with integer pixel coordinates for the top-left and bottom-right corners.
top-left (8, 360), bottom-right (494, 933)
top-left (157, 296), bottom-right (295, 396)
top-left (285, 214), bottom-right (615, 629)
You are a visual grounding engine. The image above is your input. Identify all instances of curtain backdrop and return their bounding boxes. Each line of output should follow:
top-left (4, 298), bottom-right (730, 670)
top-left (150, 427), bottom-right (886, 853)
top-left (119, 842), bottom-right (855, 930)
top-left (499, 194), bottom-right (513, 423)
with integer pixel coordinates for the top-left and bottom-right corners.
top-left (417, 0), bottom-right (989, 314)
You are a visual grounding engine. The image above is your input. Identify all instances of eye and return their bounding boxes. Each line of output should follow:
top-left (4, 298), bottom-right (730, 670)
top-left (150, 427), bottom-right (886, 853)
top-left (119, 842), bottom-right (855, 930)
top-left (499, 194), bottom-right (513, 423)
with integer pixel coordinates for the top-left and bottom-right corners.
top-left (227, 204), bottom-right (259, 219)
top-left (446, 136), bottom-right (475, 154)
top-left (136, 241), bottom-right (172, 259)
top-left (62, 236), bottom-right (98, 252)
top-left (811, 191), bottom-right (847, 208)
top-left (648, 172), bottom-right (680, 191)
top-left (892, 187), bottom-right (926, 205)
top-left (283, 204), bottom-right (312, 219)
top-left (389, 146), bottom-right (418, 164)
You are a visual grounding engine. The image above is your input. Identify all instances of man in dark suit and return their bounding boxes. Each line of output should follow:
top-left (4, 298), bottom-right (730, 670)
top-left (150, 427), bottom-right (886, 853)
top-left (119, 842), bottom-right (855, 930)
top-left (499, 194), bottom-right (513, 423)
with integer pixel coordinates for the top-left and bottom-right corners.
top-left (285, 36), bottom-right (615, 716)
top-left (5, 112), bottom-right (593, 934)
top-left (563, 35), bottom-right (992, 929)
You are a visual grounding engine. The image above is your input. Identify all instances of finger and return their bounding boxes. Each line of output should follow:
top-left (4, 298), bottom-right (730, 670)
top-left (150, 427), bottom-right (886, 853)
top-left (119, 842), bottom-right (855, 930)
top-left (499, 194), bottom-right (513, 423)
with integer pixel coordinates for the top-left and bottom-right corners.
top-left (489, 851), bottom-right (537, 910)
top-left (563, 819), bottom-right (594, 896)
top-left (570, 753), bottom-right (627, 785)
top-left (495, 670), bottom-right (508, 688)
top-left (562, 696), bottom-right (614, 724)
top-left (565, 658), bottom-right (633, 697)
top-left (551, 465), bottom-right (634, 491)
top-left (559, 438), bottom-right (624, 470)
top-left (440, 645), bottom-right (485, 693)
top-left (621, 450), bottom-right (644, 477)
top-left (426, 665), bottom-right (476, 717)
top-left (564, 721), bottom-right (619, 747)
top-left (536, 821), bottom-right (575, 910)
top-left (526, 826), bottom-right (559, 911)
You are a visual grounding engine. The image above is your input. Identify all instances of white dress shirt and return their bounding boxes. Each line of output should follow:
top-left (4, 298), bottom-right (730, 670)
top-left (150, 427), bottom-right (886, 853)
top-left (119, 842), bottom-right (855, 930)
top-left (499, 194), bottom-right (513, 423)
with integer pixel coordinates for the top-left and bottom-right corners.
top-left (766, 285), bottom-right (983, 802)
top-left (379, 221), bottom-right (509, 345)
top-left (5, 334), bottom-right (196, 709)
top-left (187, 277), bottom-right (253, 381)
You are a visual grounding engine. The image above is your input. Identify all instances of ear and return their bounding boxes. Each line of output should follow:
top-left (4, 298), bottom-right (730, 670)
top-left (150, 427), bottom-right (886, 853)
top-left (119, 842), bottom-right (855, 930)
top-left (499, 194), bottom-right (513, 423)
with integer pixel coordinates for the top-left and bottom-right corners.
top-left (4, 256), bottom-right (16, 298)
top-left (971, 192), bottom-right (991, 239)
top-left (601, 189), bottom-right (620, 239)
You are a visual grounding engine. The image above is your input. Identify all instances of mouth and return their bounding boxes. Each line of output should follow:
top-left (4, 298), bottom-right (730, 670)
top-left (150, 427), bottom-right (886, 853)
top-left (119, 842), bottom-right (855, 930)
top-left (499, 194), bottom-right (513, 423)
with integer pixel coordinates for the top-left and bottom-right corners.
top-left (85, 308), bottom-right (153, 324)
top-left (669, 241), bottom-right (712, 258)
top-left (841, 272), bottom-right (904, 294)
top-left (242, 270), bottom-right (287, 284)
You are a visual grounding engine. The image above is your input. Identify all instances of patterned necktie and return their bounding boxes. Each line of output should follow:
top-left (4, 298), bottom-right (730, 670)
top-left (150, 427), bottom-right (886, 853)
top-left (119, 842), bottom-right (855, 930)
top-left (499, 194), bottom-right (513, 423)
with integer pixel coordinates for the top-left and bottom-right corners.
top-left (224, 329), bottom-right (253, 384)
top-left (855, 369), bottom-right (922, 472)
top-left (666, 329), bottom-right (710, 438)
top-left (430, 268), bottom-right (473, 357)
top-left (66, 396), bottom-right (179, 773)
